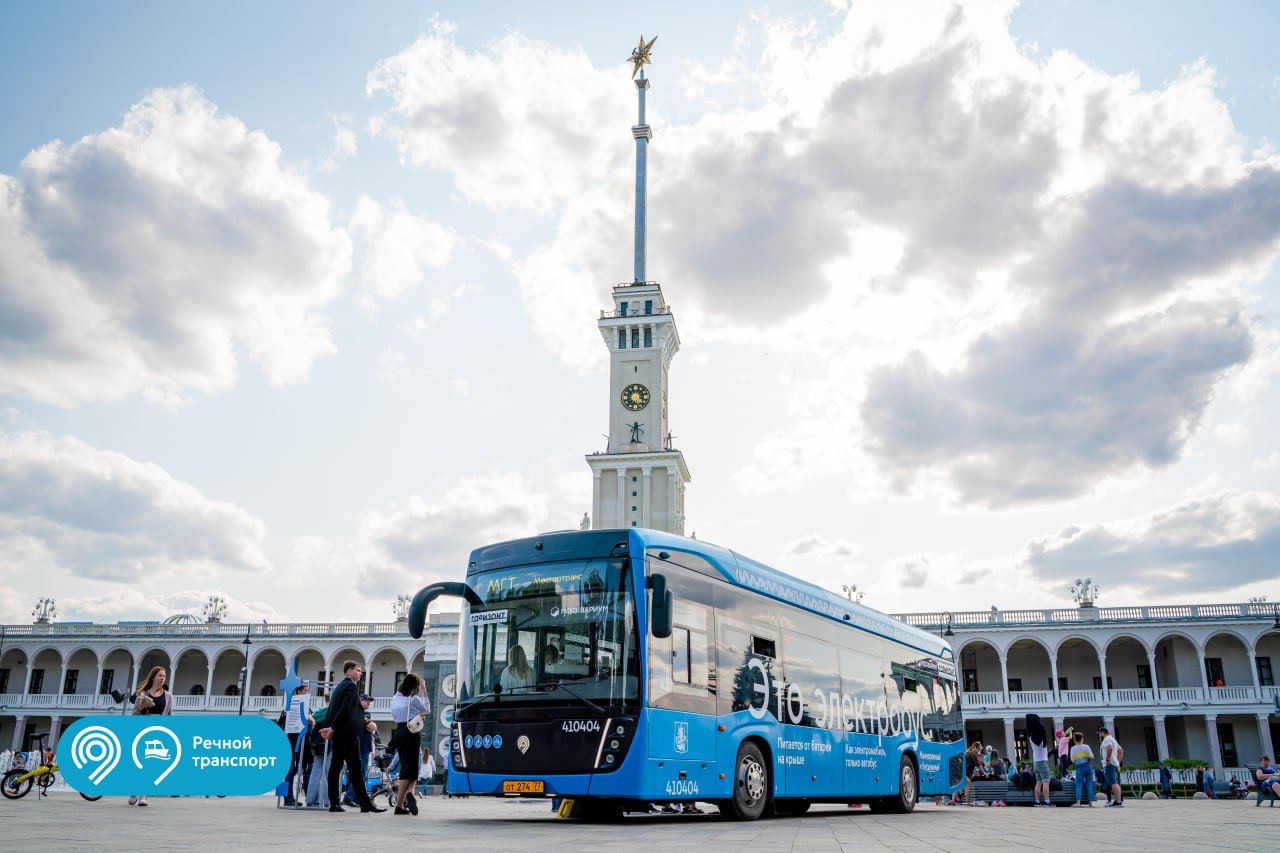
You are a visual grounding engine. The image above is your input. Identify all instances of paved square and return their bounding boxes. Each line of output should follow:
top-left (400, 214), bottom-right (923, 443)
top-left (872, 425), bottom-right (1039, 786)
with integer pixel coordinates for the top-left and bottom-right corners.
top-left (1, 794), bottom-right (1276, 851)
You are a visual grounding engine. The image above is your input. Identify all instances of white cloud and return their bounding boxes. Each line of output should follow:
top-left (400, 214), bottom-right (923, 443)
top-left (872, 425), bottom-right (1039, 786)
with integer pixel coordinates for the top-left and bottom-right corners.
top-left (0, 87), bottom-right (350, 409)
top-left (352, 469), bottom-right (550, 598)
top-left (369, 8), bottom-right (1280, 505)
top-left (0, 86), bottom-right (352, 408)
top-left (376, 348), bottom-right (406, 381)
top-left (1021, 490), bottom-right (1280, 596)
top-left (0, 430), bottom-right (271, 582)
top-left (350, 194), bottom-right (456, 309)
top-left (782, 534), bottom-right (862, 561)
top-left (449, 376), bottom-right (470, 396)
top-left (59, 588), bottom-right (280, 623)
top-left (367, 18), bottom-right (629, 212)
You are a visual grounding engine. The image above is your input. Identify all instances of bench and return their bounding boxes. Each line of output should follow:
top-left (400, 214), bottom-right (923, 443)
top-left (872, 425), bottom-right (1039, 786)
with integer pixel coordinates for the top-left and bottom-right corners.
top-left (1248, 766), bottom-right (1279, 805)
top-left (970, 780), bottom-right (1077, 807)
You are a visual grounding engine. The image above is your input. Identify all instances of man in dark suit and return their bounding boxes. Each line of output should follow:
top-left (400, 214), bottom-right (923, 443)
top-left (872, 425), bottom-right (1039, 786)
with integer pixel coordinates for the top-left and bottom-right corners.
top-left (322, 660), bottom-right (384, 813)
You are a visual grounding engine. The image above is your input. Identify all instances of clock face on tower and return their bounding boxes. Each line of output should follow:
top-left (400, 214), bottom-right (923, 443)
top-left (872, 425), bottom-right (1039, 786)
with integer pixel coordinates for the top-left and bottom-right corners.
top-left (621, 383), bottom-right (651, 411)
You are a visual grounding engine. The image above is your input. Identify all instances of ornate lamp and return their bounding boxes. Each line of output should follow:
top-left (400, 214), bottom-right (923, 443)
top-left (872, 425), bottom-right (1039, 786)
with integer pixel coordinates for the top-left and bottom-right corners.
top-left (1069, 578), bottom-right (1100, 608)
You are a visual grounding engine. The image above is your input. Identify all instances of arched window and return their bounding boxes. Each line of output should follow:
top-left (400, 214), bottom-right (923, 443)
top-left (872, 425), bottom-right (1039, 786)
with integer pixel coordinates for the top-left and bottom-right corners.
top-left (259, 685), bottom-right (276, 696)
top-left (224, 684), bottom-right (240, 696)
top-left (189, 684), bottom-right (205, 696)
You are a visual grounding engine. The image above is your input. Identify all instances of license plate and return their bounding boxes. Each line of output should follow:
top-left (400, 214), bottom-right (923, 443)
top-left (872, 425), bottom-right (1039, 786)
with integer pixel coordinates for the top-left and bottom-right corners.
top-left (502, 780), bottom-right (545, 795)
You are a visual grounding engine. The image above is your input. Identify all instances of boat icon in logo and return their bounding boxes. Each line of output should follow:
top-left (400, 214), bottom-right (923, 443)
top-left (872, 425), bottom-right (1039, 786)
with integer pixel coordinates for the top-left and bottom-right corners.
top-left (142, 739), bottom-right (171, 760)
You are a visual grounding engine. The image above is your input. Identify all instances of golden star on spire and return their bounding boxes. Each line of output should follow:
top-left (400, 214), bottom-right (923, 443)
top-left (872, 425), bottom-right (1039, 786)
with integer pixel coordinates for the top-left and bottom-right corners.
top-left (629, 34), bottom-right (657, 79)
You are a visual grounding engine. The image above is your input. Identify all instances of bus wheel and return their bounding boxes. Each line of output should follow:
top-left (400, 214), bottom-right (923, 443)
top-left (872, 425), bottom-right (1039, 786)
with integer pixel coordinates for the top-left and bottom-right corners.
top-left (873, 756), bottom-right (917, 814)
top-left (725, 742), bottom-right (770, 821)
top-left (774, 799), bottom-right (810, 817)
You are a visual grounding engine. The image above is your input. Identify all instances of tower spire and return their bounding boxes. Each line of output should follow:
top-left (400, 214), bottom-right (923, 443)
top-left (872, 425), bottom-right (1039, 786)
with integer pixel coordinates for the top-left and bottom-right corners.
top-left (629, 35), bottom-right (657, 284)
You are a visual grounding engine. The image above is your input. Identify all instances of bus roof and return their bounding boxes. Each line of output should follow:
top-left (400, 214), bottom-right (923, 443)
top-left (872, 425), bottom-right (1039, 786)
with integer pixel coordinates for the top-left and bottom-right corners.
top-left (467, 528), bottom-right (952, 661)
top-left (632, 528), bottom-right (951, 660)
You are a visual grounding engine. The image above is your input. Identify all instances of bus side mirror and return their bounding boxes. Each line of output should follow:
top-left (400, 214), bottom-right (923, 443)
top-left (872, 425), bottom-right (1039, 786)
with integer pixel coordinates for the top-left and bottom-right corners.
top-left (650, 573), bottom-right (673, 639)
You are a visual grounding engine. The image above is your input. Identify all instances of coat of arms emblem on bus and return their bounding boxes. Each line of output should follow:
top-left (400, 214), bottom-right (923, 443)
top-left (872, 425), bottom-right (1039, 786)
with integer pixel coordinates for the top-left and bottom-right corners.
top-left (674, 721), bottom-right (688, 755)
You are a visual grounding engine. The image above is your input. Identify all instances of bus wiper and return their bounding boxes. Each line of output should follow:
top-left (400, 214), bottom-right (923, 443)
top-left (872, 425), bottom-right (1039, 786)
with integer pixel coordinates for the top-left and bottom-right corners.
top-left (532, 676), bottom-right (606, 712)
top-left (456, 687), bottom-right (501, 715)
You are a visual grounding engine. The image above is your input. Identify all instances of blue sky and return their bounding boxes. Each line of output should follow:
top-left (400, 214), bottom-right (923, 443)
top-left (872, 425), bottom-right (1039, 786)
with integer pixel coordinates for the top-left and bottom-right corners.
top-left (1, 0), bottom-right (1277, 623)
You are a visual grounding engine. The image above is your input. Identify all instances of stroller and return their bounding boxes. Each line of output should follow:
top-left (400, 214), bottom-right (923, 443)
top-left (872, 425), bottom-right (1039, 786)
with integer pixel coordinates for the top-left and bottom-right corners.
top-left (366, 741), bottom-right (399, 808)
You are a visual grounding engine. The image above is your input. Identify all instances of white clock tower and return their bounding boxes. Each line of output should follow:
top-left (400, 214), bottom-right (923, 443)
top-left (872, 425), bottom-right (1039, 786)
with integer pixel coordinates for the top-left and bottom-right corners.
top-left (586, 44), bottom-right (690, 534)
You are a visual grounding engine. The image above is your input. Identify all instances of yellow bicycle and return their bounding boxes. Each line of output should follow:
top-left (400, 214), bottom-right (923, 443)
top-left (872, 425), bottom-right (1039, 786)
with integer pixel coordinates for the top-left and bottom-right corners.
top-left (2, 733), bottom-right (101, 802)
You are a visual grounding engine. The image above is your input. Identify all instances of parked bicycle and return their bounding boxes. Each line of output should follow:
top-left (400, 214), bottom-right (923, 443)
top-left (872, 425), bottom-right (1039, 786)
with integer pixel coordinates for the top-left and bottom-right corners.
top-left (2, 733), bottom-right (102, 802)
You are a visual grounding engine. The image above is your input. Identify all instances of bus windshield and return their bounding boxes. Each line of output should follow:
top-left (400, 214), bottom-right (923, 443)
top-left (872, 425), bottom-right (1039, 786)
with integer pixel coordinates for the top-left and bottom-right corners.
top-left (461, 557), bottom-right (639, 711)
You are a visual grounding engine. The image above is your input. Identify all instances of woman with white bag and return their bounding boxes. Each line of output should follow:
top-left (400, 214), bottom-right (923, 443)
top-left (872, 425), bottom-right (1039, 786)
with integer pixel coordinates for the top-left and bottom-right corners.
top-left (389, 674), bottom-right (430, 816)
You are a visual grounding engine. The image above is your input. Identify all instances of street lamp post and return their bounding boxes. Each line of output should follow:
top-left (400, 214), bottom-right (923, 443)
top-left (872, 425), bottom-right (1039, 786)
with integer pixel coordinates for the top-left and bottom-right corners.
top-left (237, 625), bottom-right (252, 716)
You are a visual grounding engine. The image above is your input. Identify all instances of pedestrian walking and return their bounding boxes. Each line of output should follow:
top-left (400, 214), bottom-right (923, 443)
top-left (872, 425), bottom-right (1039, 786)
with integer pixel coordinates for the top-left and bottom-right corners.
top-left (282, 681), bottom-right (314, 806)
top-left (342, 693), bottom-right (376, 805)
top-left (1158, 761), bottom-right (1174, 799)
top-left (1069, 731), bottom-right (1094, 806)
top-left (321, 661), bottom-right (384, 813)
top-left (389, 673), bottom-right (431, 816)
top-left (1097, 727), bottom-right (1123, 807)
top-left (128, 666), bottom-right (172, 808)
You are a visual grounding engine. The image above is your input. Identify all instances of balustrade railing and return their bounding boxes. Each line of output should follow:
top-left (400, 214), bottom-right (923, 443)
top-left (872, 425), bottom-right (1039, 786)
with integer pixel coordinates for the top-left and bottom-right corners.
top-left (893, 601), bottom-right (1275, 628)
top-left (1159, 687), bottom-right (1204, 703)
top-left (1210, 686), bottom-right (1257, 702)
top-left (1109, 688), bottom-right (1153, 704)
top-left (1059, 689), bottom-right (1103, 705)
top-left (1009, 690), bottom-right (1052, 706)
top-left (961, 691), bottom-right (1004, 708)
top-left (173, 695), bottom-right (206, 710)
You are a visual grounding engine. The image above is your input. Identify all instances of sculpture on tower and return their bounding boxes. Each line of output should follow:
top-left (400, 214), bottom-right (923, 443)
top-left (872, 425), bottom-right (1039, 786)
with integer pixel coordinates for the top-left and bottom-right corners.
top-left (629, 35), bottom-right (657, 79)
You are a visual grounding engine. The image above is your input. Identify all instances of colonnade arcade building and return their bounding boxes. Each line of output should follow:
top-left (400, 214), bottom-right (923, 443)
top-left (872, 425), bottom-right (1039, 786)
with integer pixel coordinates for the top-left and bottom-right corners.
top-left (0, 601), bottom-right (459, 753)
top-left (3, 596), bottom-right (1277, 778)
top-left (894, 600), bottom-right (1280, 776)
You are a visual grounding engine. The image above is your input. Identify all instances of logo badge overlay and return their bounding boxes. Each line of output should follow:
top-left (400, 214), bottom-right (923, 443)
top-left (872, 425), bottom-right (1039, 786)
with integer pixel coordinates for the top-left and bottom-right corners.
top-left (59, 716), bottom-right (290, 797)
top-left (517, 735), bottom-right (531, 754)
top-left (674, 721), bottom-right (689, 755)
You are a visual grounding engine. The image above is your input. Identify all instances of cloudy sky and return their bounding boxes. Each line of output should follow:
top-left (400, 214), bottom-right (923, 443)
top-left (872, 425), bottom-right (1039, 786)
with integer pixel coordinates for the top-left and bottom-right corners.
top-left (1, 0), bottom-right (1277, 624)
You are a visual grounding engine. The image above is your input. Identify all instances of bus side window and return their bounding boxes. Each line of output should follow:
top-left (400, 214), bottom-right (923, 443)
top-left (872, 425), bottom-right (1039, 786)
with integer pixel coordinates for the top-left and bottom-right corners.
top-left (752, 636), bottom-right (776, 659)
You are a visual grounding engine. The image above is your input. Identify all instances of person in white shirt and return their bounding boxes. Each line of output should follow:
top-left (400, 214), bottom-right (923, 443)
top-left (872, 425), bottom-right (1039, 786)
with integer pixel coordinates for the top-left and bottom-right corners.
top-left (282, 682), bottom-right (315, 806)
top-left (1098, 727), bottom-right (1123, 807)
top-left (500, 645), bottom-right (535, 691)
top-left (389, 674), bottom-right (431, 816)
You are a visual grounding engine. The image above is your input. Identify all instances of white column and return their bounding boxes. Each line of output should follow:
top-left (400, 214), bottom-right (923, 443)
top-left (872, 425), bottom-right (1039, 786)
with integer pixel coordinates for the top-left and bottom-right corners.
top-left (1049, 656), bottom-right (1060, 704)
top-left (10, 716), bottom-right (25, 751)
top-left (666, 469), bottom-right (676, 534)
top-left (57, 664), bottom-right (68, 697)
top-left (1003, 718), bottom-right (1017, 763)
top-left (205, 665), bottom-right (216, 707)
top-left (641, 467), bottom-right (652, 528)
top-left (1205, 714), bottom-right (1224, 775)
top-left (998, 656), bottom-right (1010, 705)
top-left (94, 662), bottom-right (106, 698)
top-left (1147, 651), bottom-right (1160, 701)
top-left (21, 664), bottom-right (34, 695)
top-left (1153, 715), bottom-right (1170, 761)
top-left (1259, 714), bottom-right (1275, 762)
top-left (1249, 651), bottom-right (1263, 700)
top-left (48, 716), bottom-right (62, 751)
top-left (1098, 655), bottom-right (1109, 703)
top-left (1103, 715), bottom-right (1115, 735)
top-left (1053, 717), bottom-right (1065, 740)
top-left (591, 471), bottom-right (602, 531)
top-left (244, 657), bottom-right (255, 700)
top-left (616, 467), bottom-right (627, 528)
top-left (1198, 648), bottom-right (1212, 700)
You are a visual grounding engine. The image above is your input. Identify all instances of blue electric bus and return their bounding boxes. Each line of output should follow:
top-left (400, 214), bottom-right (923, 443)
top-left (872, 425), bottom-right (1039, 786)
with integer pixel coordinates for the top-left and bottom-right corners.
top-left (408, 528), bottom-right (964, 820)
